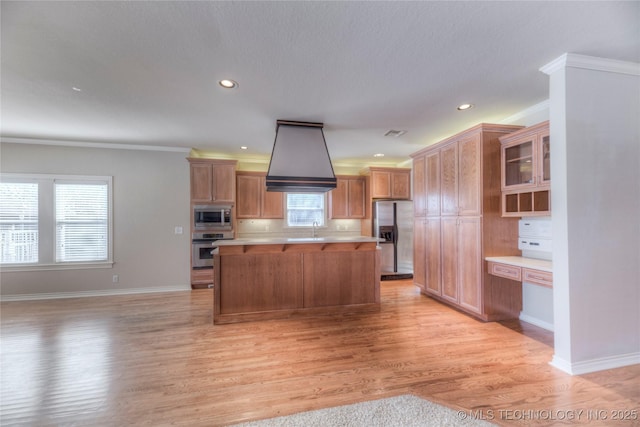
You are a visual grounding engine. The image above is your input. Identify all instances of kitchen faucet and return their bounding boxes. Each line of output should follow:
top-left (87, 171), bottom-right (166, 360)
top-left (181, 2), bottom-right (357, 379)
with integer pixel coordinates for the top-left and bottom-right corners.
top-left (312, 221), bottom-right (319, 237)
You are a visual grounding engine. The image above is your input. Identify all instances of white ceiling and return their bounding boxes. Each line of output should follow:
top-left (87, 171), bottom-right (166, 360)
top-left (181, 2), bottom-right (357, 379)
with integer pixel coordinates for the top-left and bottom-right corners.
top-left (1, 1), bottom-right (638, 167)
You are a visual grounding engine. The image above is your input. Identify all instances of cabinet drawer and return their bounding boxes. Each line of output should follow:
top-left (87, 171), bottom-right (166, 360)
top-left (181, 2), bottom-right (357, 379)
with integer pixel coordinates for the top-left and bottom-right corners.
top-left (488, 262), bottom-right (521, 281)
top-left (523, 268), bottom-right (553, 288)
top-left (192, 268), bottom-right (214, 285)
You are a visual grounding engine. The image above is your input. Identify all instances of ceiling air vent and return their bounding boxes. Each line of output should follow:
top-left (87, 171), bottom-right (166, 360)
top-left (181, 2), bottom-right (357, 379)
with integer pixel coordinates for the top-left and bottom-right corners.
top-left (384, 129), bottom-right (407, 137)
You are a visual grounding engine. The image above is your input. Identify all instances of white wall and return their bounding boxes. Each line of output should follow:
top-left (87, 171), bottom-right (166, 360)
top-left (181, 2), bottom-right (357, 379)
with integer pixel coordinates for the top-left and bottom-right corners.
top-left (543, 54), bottom-right (640, 374)
top-left (1, 142), bottom-right (191, 298)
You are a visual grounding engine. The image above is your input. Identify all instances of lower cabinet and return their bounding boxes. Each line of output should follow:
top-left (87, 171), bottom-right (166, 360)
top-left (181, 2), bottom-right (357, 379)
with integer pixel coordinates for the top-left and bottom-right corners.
top-left (417, 215), bottom-right (518, 320)
top-left (441, 216), bottom-right (481, 314)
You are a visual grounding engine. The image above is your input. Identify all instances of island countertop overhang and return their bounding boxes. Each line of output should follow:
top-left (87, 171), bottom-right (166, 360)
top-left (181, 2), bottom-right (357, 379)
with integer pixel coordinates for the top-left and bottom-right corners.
top-left (213, 236), bottom-right (381, 246)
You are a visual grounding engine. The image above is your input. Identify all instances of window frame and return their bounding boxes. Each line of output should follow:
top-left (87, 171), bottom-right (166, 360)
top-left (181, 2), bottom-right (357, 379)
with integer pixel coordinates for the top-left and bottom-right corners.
top-left (0, 173), bottom-right (113, 272)
top-left (285, 193), bottom-right (326, 228)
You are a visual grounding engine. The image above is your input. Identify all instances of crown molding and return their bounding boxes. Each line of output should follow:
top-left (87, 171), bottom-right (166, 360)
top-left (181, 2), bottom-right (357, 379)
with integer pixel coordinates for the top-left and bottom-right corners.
top-left (1, 137), bottom-right (191, 153)
top-left (540, 53), bottom-right (640, 76)
top-left (499, 100), bottom-right (550, 125)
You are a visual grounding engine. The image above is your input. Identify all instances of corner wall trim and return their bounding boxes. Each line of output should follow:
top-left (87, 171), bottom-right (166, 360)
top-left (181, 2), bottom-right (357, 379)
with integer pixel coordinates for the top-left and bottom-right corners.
top-left (550, 352), bottom-right (640, 375)
top-left (1, 285), bottom-right (191, 301)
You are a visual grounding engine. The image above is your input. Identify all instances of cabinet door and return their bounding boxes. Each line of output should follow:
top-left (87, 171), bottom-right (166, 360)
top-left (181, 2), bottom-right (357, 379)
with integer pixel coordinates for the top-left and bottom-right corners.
top-left (262, 184), bottom-right (284, 219)
top-left (440, 142), bottom-right (458, 216)
top-left (236, 175), bottom-right (262, 218)
top-left (370, 171), bottom-right (391, 199)
top-left (425, 150), bottom-right (441, 217)
top-left (413, 219), bottom-right (426, 291)
top-left (191, 163), bottom-right (214, 203)
top-left (441, 217), bottom-right (458, 303)
top-left (391, 171), bottom-right (411, 199)
top-left (458, 134), bottom-right (481, 216)
top-left (212, 164), bottom-right (236, 203)
top-left (347, 178), bottom-right (366, 218)
top-left (424, 218), bottom-right (442, 296)
top-left (457, 217), bottom-right (482, 314)
top-left (502, 138), bottom-right (535, 190)
top-left (329, 179), bottom-right (349, 218)
top-left (412, 156), bottom-right (426, 217)
top-left (538, 131), bottom-right (551, 187)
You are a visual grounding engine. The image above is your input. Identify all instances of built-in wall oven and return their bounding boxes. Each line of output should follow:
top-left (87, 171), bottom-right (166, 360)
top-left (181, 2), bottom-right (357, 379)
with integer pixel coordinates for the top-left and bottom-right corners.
top-left (191, 230), bottom-right (234, 268)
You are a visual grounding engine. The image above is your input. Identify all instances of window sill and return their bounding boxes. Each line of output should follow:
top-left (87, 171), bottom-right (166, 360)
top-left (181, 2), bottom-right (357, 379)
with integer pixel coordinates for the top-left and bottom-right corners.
top-left (1, 261), bottom-right (114, 272)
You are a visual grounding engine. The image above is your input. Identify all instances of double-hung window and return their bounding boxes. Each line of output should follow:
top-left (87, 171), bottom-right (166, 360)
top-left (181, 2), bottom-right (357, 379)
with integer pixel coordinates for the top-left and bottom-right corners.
top-left (0, 174), bottom-right (113, 270)
top-left (286, 193), bottom-right (325, 227)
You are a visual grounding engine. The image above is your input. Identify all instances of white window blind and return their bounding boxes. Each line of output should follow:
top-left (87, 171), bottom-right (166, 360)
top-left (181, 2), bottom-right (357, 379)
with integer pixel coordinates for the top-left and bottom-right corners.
top-left (286, 193), bottom-right (325, 227)
top-left (55, 181), bottom-right (109, 262)
top-left (0, 182), bottom-right (39, 263)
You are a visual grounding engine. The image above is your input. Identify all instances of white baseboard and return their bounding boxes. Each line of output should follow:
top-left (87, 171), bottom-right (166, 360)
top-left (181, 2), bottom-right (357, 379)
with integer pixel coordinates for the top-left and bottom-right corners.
top-left (519, 312), bottom-right (554, 332)
top-left (550, 352), bottom-right (640, 375)
top-left (1, 285), bottom-right (191, 301)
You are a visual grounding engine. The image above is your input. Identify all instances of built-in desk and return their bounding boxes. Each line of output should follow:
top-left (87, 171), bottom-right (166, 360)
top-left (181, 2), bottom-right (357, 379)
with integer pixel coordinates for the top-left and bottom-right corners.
top-left (486, 256), bottom-right (553, 288)
top-left (486, 256), bottom-right (554, 331)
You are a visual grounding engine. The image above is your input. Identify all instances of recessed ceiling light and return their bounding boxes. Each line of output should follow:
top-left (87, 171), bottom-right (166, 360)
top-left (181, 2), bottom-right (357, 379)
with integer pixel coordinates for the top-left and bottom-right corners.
top-left (373, 153), bottom-right (385, 157)
top-left (219, 79), bottom-right (238, 89)
top-left (240, 146), bottom-right (248, 150)
top-left (72, 87), bottom-right (82, 92)
top-left (457, 103), bottom-right (474, 111)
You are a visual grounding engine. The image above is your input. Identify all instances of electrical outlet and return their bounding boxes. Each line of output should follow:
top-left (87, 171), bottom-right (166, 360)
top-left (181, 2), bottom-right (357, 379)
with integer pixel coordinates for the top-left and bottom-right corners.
top-left (112, 274), bottom-right (119, 283)
top-left (174, 226), bottom-right (183, 235)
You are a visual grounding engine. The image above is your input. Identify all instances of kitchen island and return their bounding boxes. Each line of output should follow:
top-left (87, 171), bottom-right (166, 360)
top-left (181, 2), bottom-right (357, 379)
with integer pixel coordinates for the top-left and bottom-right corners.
top-left (212, 237), bottom-right (380, 324)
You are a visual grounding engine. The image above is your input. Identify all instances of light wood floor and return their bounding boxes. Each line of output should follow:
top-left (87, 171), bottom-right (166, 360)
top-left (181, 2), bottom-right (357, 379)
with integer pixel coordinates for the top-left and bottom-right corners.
top-left (1, 280), bottom-right (638, 426)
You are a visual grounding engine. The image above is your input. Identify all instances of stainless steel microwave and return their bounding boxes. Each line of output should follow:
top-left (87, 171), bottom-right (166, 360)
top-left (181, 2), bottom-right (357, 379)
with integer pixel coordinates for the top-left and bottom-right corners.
top-left (193, 205), bottom-right (232, 230)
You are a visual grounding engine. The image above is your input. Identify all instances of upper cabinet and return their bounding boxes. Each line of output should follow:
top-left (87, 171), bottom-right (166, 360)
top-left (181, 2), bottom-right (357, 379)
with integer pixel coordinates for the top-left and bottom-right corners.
top-left (189, 159), bottom-right (237, 204)
top-left (236, 172), bottom-right (284, 219)
top-left (499, 121), bottom-right (550, 217)
top-left (364, 167), bottom-right (411, 200)
top-left (329, 176), bottom-right (366, 219)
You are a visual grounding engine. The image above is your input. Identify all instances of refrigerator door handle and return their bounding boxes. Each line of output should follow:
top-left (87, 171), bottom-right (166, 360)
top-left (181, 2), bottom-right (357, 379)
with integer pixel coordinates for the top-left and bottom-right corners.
top-left (392, 223), bottom-right (399, 245)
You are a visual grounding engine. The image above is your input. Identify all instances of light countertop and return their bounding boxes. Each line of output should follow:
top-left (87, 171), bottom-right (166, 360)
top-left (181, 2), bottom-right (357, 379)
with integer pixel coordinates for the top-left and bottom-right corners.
top-left (485, 256), bottom-right (552, 272)
top-left (213, 236), bottom-right (381, 246)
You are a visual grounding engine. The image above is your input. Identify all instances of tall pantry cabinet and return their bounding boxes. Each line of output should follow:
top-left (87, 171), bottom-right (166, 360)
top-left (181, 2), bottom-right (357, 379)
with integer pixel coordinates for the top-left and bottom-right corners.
top-left (411, 124), bottom-right (523, 321)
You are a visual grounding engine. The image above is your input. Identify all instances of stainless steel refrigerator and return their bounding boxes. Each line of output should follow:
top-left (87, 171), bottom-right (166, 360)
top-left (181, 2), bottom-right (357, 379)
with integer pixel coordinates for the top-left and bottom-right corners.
top-left (372, 200), bottom-right (413, 280)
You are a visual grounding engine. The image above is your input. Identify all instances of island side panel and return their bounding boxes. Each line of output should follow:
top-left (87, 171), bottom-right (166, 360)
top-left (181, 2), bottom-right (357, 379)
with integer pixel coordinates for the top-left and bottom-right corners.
top-left (219, 252), bottom-right (303, 314)
top-left (303, 244), bottom-right (378, 307)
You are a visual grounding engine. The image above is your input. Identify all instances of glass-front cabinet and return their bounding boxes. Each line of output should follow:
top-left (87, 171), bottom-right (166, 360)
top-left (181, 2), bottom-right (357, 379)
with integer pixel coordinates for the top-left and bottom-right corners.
top-left (504, 139), bottom-right (534, 188)
top-left (499, 121), bottom-right (550, 217)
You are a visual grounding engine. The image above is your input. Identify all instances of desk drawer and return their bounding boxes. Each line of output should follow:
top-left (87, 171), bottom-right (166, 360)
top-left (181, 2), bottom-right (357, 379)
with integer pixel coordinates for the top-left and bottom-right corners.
top-left (523, 268), bottom-right (553, 288)
top-left (488, 262), bottom-right (522, 281)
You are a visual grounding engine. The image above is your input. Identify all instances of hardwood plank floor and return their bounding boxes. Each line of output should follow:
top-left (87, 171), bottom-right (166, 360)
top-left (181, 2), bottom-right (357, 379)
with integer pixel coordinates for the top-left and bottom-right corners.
top-left (1, 280), bottom-right (638, 426)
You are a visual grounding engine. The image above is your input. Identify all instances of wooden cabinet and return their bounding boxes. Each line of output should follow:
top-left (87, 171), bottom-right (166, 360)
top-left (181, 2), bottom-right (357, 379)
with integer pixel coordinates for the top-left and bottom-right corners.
top-left (189, 159), bottom-right (237, 204)
top-left (413, 217), bottom-right (442, 295)
top-left (329, 176), bottom-right (365, 219)
top-left (439, 135), bottom-right (482, 216)
top-left (214, 241), bottom-right (380, 324)
top-left (500, 121), bottom-right (551, 217)
top-left (364, 167), bottom-right (411, 200)
top-left (236, 172), bottom-right (284, 219)
top-left (410, 123), bottom-right (523, 321)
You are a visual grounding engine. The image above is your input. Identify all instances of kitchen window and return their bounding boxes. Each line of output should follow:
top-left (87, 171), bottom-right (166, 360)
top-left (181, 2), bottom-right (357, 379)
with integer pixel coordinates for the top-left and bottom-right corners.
top-left (286, 193), bottom-right (325, 227)
top-left (0, 174), bottom-right (113, 270)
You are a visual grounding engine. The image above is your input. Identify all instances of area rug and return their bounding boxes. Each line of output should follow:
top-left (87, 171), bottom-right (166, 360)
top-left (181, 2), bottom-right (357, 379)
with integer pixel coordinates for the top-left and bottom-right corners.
top-left (231, 394), bottom-right (495, 427)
